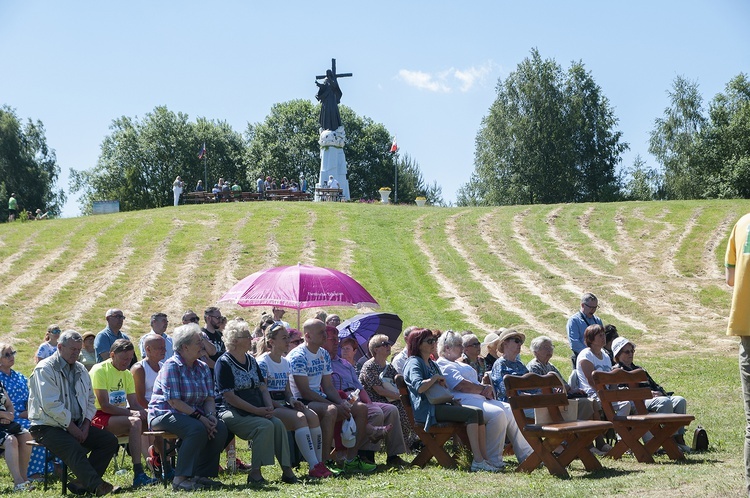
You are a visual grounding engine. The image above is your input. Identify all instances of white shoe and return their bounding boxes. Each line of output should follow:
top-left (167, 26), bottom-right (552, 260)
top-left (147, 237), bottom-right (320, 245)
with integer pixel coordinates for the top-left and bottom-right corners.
top-left (470, 460), bottom-right (499, 472)
top-left (489, 460), bottom-right (507, 470)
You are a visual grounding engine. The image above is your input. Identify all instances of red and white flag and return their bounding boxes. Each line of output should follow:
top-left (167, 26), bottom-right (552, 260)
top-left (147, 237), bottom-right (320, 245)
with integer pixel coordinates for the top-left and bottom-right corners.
top-left (390, 138), bottom-right (398, 153)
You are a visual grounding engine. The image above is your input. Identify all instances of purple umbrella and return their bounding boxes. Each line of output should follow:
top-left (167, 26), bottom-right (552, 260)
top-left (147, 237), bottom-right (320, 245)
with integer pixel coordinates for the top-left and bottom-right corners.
top-left (337, 312), bottom-right (403, 363)
top-left (218, 263), bottom-right (379, 327)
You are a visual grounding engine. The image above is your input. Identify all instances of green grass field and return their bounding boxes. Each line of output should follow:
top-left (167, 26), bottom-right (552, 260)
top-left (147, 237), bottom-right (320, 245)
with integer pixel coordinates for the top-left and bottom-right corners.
top-left (0, 199), bottom-right (748, 496)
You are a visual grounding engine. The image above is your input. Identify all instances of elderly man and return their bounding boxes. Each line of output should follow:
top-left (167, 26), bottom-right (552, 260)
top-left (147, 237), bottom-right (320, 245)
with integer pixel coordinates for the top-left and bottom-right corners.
top-left (324, 327), bottom-right (408, 467)
top-left (95, 308), bottom-right (131, 363)
top-left (89, 339), bottom-right (158, 488)
top-left (139, 312), bottom-right (173, 360)
top-left (287, 319), bottom-right (376, 473)
top-left (28, 330), bottom-right (119, 496)
top-left (567, 292), bottom-right (604, 366)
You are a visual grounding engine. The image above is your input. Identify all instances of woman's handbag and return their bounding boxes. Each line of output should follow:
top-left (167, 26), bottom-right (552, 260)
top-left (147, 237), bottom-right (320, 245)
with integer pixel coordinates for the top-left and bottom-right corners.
top-left (380, 364), bottom-right (400, 396)
top-left (534, 398), bottom-right (580, 425)
top-left (424, 382), bottom-right (454, 405)
top-left (0, 420), bottom-right (24, 436)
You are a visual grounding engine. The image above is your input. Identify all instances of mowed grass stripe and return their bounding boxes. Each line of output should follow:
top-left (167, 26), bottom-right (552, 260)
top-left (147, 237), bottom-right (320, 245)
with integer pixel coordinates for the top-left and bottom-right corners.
top-left (449, 209), bottom-right (564, 341)
top-left (478, 210), bottom-right (572, 341)
top-left (416, 208), bottom-right (521, 331)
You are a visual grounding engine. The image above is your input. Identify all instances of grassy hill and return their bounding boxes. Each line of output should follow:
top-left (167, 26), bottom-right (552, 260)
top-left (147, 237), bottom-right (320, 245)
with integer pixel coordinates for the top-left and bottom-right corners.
top-left (1, 199), bottom-right (748, 496)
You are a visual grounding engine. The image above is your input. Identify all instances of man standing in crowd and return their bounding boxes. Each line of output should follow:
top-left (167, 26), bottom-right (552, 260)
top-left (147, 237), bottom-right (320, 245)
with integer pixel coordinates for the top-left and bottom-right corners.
top-left (272, 307), bottom-right (291, 330)
top-left (200, 307), bottom-right (222, 369)
top-left (95, 309), bottom-right (131, 363)
top-left (8, 192), bottom-right (18, 222)
top-left (28, 330), bottom-right (119, 496)
top-left (139, 312), bottom-right (173, 360)
top-left (567, 292), bottom-right (603, 366)
top-left (725, 212), bottom-right (750, 495)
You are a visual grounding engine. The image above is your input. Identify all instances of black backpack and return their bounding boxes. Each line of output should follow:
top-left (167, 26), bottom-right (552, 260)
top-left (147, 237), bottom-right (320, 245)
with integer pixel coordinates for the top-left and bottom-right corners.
top-left (692, 425), bottom-right (709, 451)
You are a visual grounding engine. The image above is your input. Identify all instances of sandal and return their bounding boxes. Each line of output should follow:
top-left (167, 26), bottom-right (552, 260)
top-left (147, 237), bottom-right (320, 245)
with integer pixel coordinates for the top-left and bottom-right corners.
top-left (172, 479), bottom-right (204, 491)
top-left (369, 424), bottom-right (393, 443)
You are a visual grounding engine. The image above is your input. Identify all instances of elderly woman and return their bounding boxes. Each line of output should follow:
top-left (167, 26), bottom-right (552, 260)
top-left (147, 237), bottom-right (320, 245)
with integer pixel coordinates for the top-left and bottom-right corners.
top-left (215, 319), bottom-right (298, 485)
top-left (437, 331), bottom-right (533, 468)
top-left (490, 329), bottom-right (538, 406)
top-left (576, 324), bottom-right (630, 454)
top-left (0, 346), bottom-right (33, 491)
top-left (0, 342), bottom-right (51, 481)
top-left (35, 324), bottom-right (61, 363)
top-left (148, 323), bottom-right (228, 491)
top-left (612, 337), bottom-right (691, 453)
top-left (78, 332), bottom-right (97, 371)
top-left (457, 333), bottom-right (487, 383)
top-left (481, 330), bottom-right (503, 371)
top-left (359, 333), bottom-right (418, 450)
top-left (403, 328), bottom-right (498, 472)
top-left (257, 324), bottom-right (333, 478)
top-left (526, 336), bottom-right (595, 421)
top-left (287, 328), bottom-right (304, 353)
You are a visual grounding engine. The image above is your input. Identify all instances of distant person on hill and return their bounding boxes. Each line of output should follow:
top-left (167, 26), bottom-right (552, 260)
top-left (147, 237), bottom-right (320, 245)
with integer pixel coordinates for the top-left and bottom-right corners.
top-left (195, 180), bottom-right (204, 192)
top-left (272, 307), bottom-right (290, 330)
top-left (256, 177), bottom-right (265, 196)
top-left (567, 292), bottom-right (603, 367)
top-left (724, 212), bottom-right (750, 493)
top-left (328, 175), bottom-right (340, 190)
top-left (231, 181), bottom-right (241, 193)
top-left (34, 208), bottom-right (48, 220)
top-left (173, 176), bottom-right (184, 207)
top-left (7, 193), bottom-right (17, 222)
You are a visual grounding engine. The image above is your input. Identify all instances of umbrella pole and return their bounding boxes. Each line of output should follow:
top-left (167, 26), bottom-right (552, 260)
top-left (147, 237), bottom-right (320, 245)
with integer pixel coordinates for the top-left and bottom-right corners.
top-left (297, 309), bottom-right (301, 330)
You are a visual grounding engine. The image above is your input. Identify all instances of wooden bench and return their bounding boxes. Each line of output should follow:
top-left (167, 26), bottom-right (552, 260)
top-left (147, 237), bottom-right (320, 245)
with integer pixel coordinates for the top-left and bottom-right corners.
top-left (142, 431), bottom-right (179, 487)
top-left (315, 187), bottom-right (343, 201)
top-left (504, 373), bottom-right (613, 478)
top-left (394, 374), bottom-right (469, 469)
top-left (593, 369), bottom-right (695, 463)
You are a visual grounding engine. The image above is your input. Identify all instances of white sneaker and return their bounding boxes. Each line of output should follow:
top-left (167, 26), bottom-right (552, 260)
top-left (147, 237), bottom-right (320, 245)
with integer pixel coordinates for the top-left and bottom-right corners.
top-left (489, 460), bottom-right (507, 470)
top-left (470, 460), bottom-right (498, 472)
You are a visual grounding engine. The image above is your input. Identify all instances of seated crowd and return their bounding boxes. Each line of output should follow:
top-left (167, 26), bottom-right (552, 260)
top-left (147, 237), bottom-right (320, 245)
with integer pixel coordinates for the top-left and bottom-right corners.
top-left (0, 291), bottom-right (692, 493)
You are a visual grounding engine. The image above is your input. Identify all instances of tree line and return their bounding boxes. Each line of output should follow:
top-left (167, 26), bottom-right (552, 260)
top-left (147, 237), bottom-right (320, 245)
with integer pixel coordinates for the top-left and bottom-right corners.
top-left (69, 101), bottom-right (442, 214)
top-left (458, 49), bottom-right (750, 206)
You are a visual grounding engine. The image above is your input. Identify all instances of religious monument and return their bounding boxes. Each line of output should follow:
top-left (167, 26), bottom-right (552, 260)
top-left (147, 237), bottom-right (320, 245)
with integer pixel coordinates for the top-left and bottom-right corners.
top-left (315, 58), bottom-right (351, 201)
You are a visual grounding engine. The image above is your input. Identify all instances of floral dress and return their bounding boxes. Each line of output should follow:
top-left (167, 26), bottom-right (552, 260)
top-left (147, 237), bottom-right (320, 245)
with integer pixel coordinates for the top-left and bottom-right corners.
top-left (359, 358), bottom-right (418, 448)
top-left (0, 369), bottom-right (55, 477)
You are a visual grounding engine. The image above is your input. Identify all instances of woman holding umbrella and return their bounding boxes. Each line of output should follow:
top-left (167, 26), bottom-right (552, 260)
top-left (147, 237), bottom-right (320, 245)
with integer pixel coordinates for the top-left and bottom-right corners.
top-left (359, 334), bottom-right (418, 450)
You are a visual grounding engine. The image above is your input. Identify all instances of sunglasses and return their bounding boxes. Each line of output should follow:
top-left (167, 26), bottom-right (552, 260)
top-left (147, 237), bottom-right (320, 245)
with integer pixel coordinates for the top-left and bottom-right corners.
top-left (2, 351), bottom-right (17, 358)
top-left (465, 342), bottom-right (481, 348)
top-left (423, 337), bottom-right (437, 345)
top-left (375, 342), bottom-right (391, 348)
top-left (188, 317), bottom-right (200, 323)
top-left (506, 337), bottom-right (523, 344)
top-left (50, 329), bottom-right (61, 334)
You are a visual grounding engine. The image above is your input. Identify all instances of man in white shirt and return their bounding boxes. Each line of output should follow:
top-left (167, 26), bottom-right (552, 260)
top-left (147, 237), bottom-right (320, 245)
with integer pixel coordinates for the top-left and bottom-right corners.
top-left (138, 312), bottom-right (173, 359)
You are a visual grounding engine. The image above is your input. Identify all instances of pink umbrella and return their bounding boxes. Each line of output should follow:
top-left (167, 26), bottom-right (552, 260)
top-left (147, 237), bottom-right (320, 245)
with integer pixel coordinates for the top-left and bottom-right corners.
top-left (218, 264), bottom-right (379, 328)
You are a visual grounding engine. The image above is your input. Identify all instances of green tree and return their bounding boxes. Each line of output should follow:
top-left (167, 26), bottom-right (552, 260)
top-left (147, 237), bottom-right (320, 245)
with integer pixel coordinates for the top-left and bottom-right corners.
top-left (0, 105), bottom-right (65, 219)
top-left (71, 106), bottom-right (247, 212)
top-left (462, 49), bottom-right (626, 206)
top-left (648, 76), bottom-right (706, 199)
top-left (696, 73), bottom-right (750, 198)
top-left (621, 154), bottom-right (663, 201)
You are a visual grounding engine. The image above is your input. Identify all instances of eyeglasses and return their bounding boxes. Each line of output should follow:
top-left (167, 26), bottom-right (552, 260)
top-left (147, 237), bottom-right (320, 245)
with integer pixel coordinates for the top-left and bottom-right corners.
top-left (506, 337), bottom-right (523, 344)
top-left (620, 348), bottom-right (635, 355)
top-left (110, 314), bottom-right (125, 319)
top-left (2, 351), bottom-right (17, 358)
top-left (465, 342), bottom-right (481, 348)
top-left (584, 303), bottom-right (599, 310)
top-left (50, 329), bottom-right (61, 334)
top-left (290, 339), bottom-right (304, 345)
top-left (423, 337), bottom-right (437, 345)
top-left (188, 317), bottom-right (200, 323)
top-left (374, 342), bottom-right (391, 348)
top-left (236, 334), bottom-right (252, 339)
top-left (207, 314), bottom-right (222, 319)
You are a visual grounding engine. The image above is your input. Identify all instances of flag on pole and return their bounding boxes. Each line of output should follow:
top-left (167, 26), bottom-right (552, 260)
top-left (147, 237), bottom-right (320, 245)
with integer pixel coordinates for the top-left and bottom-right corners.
top-left (198, 143), bottom-right (207, 159)
top-left (390, 138), bottom-right (398, 153)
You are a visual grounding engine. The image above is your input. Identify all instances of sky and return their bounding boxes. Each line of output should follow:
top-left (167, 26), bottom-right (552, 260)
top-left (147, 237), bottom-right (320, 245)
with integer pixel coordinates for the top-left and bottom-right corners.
top-left (2, 1), bottom-right (749, 216)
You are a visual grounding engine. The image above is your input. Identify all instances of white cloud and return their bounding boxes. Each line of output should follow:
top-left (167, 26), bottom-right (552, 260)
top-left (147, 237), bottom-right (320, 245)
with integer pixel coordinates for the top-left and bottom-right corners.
top-left (397, 69), bottom-right (451, 93)
top-left (397, 61), bottom-right (495, 93)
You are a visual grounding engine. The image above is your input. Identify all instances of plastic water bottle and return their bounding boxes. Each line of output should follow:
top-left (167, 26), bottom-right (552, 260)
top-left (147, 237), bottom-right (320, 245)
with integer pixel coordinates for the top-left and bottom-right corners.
top-left (227, 440), bottom-right (237, 473)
